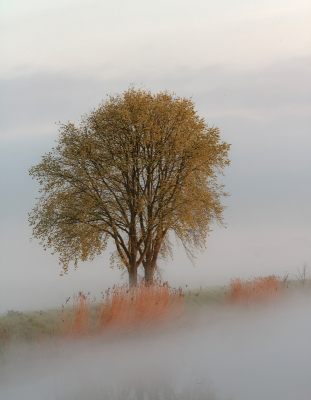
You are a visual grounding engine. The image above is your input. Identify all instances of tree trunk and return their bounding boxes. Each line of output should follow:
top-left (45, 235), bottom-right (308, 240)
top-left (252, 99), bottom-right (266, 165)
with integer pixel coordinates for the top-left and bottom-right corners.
top-left (144, 266), bottom-right (154, 283)
top-left (128, 268), bottom-right (138, 287)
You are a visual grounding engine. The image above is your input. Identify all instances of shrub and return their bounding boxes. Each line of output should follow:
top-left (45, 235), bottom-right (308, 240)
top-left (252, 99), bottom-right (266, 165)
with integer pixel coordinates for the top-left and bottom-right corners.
top-left (6, 310), bottom-right (23, 318)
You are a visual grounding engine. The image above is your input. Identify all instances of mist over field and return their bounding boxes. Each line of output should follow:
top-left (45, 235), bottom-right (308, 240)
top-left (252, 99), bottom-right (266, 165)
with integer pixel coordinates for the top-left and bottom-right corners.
top-left (1, 290), bottom-right (311, 400)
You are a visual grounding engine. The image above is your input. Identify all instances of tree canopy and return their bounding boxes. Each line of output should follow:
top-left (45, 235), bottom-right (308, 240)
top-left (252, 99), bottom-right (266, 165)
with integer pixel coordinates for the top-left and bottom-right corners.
top-left (29, 87), bottom-right (231, 286)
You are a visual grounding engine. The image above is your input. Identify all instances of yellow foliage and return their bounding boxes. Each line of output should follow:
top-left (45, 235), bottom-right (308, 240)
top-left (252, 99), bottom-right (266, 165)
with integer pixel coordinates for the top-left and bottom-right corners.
top-left (29, 86), bottom-right (230, 285)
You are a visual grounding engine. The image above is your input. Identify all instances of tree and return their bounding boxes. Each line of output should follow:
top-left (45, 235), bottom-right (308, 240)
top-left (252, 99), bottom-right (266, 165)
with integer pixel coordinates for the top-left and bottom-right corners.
top-left (29, 86), bottom-right (230, 286)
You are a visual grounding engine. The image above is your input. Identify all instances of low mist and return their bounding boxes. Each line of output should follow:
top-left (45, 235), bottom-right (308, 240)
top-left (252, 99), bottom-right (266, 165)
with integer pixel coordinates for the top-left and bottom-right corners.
top-left (1, 290), bottom-right (310, 400)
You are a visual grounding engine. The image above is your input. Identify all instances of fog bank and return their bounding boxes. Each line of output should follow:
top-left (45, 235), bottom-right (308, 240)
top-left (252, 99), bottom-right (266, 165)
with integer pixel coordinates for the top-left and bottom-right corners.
top-left (1, 291), bottom-right (311, 400)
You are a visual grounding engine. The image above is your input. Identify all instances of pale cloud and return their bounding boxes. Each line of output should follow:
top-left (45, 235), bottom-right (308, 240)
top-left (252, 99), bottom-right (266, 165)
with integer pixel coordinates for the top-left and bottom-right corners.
top-left (0, 0), bottom-right (310, 77)
top-left (1, 57), bottom-right (310, 139)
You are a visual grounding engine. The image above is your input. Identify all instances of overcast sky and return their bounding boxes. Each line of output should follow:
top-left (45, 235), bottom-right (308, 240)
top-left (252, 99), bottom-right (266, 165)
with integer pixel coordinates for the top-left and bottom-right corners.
top-left (0, 0), bottom-right (310, 313)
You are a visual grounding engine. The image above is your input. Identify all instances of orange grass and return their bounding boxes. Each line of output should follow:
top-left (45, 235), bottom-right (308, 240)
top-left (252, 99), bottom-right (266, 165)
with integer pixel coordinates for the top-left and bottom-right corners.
top-left (226, 275), bottom-right (282, 305)
top-left (55, 292), bottom-right (94, 337)
top-left (56, 281), bottom-right (184, 339)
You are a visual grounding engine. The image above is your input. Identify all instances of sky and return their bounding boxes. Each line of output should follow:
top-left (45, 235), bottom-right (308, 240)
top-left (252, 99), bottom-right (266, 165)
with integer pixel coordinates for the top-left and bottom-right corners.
top-left (0, 0), bottom-right (310, 313)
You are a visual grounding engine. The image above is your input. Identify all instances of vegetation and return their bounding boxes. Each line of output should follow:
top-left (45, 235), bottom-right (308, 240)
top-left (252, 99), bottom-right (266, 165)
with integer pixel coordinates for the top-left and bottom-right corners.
top-left (225, 264), bottom-right (310, 306)
top-left (0, 281), bottom-right (184, 348)
top-left (56, 282), bottom-right (184, 338)
top-left (29, 86), bottom-right (230, 285)
top-left (1, 267), bottom-right (309, 349)
top-left (226, 275), bottom-right (282, 305)
top-left (293, 261), bottom-right (310, 287)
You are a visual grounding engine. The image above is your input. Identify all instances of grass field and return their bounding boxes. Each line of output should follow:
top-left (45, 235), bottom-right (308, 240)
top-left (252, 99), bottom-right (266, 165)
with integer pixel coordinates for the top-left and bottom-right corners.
top-left (0, 274), bottom-right (309, 347)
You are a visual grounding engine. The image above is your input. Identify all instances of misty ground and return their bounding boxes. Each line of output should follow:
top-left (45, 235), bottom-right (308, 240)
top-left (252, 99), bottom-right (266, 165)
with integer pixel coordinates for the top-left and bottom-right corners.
top-left (0, 283), bottom-right (311, 400)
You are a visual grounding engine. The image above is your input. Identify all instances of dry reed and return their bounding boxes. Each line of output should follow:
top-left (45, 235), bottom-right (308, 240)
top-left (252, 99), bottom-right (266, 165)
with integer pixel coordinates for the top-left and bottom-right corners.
top-left (226, 275), bottom-right (282, 305)
top-left (56, 281), bottom-right (184, 339)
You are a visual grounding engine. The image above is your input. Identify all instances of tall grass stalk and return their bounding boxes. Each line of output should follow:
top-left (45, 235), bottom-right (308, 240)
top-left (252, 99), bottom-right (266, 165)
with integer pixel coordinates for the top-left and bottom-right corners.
top-left (56, 281), bottom-right (184, 339)
top-left (226, 275), bottom-right (282, 305)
